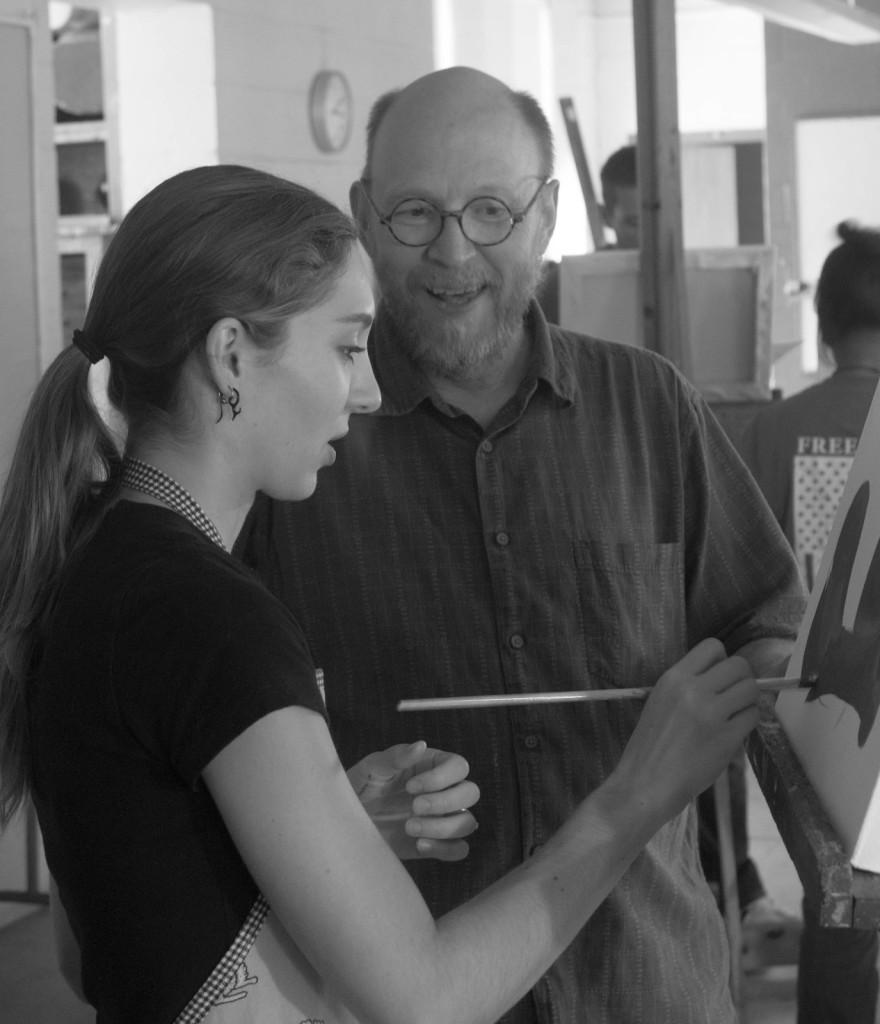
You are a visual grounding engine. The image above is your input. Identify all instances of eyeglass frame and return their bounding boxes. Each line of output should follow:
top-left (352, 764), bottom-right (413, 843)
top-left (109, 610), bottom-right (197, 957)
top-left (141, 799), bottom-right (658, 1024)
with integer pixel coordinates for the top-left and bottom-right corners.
top-left (358, 177), bottom-right (555, 248)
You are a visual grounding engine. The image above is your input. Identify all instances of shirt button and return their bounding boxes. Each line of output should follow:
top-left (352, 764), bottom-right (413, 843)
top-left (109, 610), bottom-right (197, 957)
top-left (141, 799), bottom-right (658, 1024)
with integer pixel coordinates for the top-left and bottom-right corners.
top-left (495, 531), bottom-right (510, 546)
top-left (479, 439), bottom-right (494, 455)
top-left (524, 734), bottom-right (540, 750)
top-left (509, 633), bottom-right (525, 649)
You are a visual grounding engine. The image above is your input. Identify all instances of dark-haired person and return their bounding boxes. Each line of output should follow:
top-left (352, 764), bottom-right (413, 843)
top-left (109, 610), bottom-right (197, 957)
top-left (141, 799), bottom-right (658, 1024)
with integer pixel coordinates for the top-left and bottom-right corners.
top-left (599, 143), bottom-right (640, 249)
top-left (0, 163), bottom-right (764, 1024)
top-left (742, 220), bottom-right (880, 1024)
top-left (237, 67), bottom-right (806, 1023)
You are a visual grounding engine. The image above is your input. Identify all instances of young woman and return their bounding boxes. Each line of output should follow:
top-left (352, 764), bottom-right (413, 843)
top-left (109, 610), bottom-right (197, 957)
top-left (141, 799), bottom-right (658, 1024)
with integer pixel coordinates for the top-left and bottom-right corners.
top-left (0, 165), bottom-right (760, 1024)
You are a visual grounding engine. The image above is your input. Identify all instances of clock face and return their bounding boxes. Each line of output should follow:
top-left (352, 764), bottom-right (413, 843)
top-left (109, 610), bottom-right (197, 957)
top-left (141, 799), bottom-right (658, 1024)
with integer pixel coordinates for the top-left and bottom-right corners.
top-left (309, 71), bottom-right (353, 153)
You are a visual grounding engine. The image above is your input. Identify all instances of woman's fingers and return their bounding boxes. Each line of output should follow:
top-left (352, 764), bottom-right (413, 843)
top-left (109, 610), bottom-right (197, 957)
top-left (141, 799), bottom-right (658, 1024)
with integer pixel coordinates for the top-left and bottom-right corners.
top-left (406, 808), bottom-right (478, 841)
top-left (410, 779), bottom-right (480, 816)
top-left (406, 750), bottom-right (472, 795)
top-left (412, 836), bottom-right (472, 861)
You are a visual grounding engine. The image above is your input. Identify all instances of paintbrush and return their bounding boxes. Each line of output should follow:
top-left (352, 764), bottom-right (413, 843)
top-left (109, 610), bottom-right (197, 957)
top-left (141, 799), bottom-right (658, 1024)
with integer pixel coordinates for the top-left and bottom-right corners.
top-left (397, 676), bottom-right (804, 712)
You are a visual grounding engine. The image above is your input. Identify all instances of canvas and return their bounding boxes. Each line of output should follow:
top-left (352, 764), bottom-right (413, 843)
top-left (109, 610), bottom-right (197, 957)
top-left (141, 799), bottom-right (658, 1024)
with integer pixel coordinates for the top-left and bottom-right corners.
top-left (776, 383), bottom-right (880, 872)
top-left (557, 246), bottom-right (774, 401)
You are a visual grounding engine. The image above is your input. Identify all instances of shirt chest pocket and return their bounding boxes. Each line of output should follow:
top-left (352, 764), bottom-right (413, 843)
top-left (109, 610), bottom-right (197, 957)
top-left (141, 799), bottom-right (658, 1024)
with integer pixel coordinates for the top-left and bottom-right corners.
top-left (572, 540), bottom-right (686, 689)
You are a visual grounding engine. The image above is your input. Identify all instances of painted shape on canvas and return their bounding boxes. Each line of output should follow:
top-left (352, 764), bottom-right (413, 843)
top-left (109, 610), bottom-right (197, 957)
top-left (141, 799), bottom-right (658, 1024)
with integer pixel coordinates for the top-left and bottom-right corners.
top-left (777, 386), bottom-right (880, 872)
top-left (800, 479), bottom-right (880, 746)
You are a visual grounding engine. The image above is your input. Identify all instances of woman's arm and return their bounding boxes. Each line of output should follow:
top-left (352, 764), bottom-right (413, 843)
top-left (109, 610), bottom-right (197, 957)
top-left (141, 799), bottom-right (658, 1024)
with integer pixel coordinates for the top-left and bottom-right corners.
top-left (203, 637), bottom-right (758, 1024)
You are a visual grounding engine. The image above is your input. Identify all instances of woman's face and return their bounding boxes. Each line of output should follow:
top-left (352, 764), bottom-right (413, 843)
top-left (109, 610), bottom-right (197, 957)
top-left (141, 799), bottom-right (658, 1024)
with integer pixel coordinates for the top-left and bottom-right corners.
top-left (245, 245), bottom-right (380, 501)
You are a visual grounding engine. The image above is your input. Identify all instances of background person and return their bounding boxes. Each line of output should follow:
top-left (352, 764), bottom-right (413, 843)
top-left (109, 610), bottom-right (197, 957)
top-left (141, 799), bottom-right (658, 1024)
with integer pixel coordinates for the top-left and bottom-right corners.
top-left (237, 67), bottom-right (806, 1023)
top-left (0, 163), bottom-right (762, 1024)
top-left (741, 220), bottom-right (880, 1024)
top-left (599, 143), bottom-right (640, 249)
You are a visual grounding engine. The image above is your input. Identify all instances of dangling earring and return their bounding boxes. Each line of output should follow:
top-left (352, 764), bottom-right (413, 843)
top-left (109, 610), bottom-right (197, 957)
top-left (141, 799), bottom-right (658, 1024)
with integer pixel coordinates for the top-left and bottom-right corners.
top-left (216, 387), bottom-right (243, 423)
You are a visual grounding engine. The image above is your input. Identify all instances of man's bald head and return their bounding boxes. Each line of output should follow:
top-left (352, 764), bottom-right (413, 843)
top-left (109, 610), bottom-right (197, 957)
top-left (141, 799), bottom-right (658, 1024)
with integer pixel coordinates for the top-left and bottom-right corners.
top-left (361, 67), bottom-right (554, 185)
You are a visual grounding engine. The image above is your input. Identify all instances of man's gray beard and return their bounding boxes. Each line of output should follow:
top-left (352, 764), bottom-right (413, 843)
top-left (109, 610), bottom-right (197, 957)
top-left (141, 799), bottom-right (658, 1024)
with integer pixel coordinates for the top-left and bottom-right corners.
top-left (377, 259), bottom-right (545, 383)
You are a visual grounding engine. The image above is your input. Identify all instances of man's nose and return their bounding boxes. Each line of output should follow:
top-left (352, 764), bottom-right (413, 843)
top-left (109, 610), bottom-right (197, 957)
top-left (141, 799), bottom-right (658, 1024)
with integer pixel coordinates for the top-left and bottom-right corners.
top-left (425, 214), bottom-right (478, 265)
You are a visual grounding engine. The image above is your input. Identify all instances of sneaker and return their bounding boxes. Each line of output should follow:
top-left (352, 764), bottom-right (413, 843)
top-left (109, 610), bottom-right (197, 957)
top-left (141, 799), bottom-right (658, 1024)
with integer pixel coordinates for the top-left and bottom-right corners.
top-left (740, 896), bottom-right (802, 973)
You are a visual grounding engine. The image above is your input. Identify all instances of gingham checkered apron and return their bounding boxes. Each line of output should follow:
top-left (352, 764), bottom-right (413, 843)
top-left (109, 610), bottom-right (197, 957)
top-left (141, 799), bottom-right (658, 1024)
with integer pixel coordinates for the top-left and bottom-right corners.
top-left (172, 895), bottom-right (357, 1023)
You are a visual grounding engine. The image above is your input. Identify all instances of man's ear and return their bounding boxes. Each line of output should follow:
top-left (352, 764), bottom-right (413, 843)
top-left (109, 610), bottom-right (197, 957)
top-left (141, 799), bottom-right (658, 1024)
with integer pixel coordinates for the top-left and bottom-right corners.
top-left (204, 317), bottom-right (245, 389)
top-left (349, 180), bottom-right (377, 258)
top-left (536, 179), bottom-right (560, 254)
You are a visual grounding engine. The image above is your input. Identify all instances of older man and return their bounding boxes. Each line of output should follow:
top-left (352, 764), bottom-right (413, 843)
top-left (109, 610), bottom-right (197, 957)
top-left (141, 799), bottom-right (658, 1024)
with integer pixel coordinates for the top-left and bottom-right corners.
top-left (238, 67), bottom-right (804, 1023)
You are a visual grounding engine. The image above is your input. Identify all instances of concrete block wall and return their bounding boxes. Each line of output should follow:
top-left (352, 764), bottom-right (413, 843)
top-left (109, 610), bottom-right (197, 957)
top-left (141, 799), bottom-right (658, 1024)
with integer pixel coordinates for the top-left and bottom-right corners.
top-left (210, 0), bottom-right (434, 209)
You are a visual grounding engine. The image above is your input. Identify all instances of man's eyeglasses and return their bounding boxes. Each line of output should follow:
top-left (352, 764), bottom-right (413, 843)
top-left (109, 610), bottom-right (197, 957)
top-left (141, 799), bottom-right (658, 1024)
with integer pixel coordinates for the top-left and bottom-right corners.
top-left (360, 178), bottom-right (553, 247)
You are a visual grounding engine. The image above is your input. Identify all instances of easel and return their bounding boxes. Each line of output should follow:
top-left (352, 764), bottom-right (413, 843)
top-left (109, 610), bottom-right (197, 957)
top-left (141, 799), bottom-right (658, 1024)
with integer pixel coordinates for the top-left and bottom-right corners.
top-left (748, 698), bottom-right (880, 930)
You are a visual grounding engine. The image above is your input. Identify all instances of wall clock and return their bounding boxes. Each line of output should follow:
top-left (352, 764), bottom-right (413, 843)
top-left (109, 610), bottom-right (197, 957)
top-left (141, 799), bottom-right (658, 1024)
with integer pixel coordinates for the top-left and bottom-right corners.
top-left (308, 70), bottom-right (353, 153)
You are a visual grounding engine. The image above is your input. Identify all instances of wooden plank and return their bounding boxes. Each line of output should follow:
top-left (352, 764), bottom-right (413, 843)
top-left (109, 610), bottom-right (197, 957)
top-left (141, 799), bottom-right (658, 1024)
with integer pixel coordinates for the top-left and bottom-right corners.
top-left (558, 97), bottom-right (606, 251)
top-left (747, 696), bottom-right (880, 928)
top-left (714, 770), bottom-right (743, 1007)
top-left (631, 0), bottom-right (693, 378)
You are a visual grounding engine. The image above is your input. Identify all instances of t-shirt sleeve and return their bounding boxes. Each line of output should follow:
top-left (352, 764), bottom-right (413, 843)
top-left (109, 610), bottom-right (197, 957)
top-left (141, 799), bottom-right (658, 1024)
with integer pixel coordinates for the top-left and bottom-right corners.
top-left (115, 556), bottom-right (327, 786)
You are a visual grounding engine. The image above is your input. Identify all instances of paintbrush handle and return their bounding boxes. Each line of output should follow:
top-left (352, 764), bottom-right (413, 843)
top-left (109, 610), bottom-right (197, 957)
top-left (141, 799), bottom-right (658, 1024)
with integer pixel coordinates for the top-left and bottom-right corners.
top-left (396, 676), bottom-right (802, 712)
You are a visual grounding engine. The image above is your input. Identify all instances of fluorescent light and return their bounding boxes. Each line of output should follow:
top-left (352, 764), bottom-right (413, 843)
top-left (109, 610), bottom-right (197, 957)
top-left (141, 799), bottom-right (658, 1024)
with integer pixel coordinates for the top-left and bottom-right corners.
top-left (714, 0), bottom-right (880, 43)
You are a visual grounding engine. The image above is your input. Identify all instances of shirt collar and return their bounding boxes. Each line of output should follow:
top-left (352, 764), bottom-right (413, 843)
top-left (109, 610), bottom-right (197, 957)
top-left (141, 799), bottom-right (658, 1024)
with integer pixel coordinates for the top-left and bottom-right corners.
top-left (369, 301), bottom-right (577, 417)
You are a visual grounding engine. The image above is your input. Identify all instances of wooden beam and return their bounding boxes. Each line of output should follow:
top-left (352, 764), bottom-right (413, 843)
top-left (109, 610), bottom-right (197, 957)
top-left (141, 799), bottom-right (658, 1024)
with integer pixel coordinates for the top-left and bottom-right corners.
top-left (559, 97), bottom-right (606, 251)
top-left (747, 698), bottom-right (880, 929)
top-left (631, 0), bottom-right (693, 378)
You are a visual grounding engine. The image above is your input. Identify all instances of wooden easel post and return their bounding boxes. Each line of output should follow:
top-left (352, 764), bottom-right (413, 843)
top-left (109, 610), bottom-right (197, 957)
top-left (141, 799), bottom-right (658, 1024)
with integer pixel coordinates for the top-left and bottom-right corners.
top-left (714, 770), bottom-right (745, 1012)
top-left (558, 97), bottom-right (606, 252)
top-left (631, 0), bottom-right (694, 379)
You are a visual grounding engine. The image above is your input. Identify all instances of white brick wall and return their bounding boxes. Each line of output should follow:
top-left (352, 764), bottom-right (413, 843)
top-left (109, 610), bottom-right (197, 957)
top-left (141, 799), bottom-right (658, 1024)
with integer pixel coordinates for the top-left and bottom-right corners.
top-left (210, 0), bottom-right (434, 210)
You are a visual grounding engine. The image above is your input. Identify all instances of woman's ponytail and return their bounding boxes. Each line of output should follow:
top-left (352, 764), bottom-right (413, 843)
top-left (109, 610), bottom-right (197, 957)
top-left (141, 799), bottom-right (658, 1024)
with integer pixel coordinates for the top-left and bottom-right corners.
top-left (0, 344), bottom-right (120, 825)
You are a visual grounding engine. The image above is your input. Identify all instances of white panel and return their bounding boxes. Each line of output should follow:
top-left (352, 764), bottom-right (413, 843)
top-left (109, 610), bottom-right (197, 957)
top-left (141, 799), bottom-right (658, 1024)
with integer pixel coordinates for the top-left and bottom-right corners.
top-left (112, 2), bottom-right (218, 212)
top-left (0, 1), bottom-right (57, 899)
top-left (0, 19), bottom-right (46, 474)
top-left (681, 144), bottom-right (738, 248)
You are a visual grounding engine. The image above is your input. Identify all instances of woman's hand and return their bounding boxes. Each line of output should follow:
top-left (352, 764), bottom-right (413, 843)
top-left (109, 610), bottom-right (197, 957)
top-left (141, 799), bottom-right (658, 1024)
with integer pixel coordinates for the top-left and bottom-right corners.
top-left (347, 741), bottom-right (480, 861)
top-left (611, 637), bottom-right (761, 828)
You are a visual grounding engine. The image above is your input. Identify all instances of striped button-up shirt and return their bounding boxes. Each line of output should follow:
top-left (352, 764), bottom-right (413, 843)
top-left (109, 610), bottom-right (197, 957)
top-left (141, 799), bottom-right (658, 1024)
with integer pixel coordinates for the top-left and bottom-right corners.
top-left (239, 304), bottom-right (804, 1023)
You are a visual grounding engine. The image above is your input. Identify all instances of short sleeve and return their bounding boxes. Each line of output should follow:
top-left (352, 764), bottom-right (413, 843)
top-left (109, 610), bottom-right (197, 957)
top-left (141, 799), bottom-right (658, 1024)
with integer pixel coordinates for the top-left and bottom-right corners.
top-left (114, 550), bottom-right (327, 786)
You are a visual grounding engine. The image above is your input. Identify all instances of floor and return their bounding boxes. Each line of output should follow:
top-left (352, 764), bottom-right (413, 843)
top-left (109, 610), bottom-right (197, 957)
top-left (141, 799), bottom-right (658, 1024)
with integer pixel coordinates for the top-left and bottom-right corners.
top-left (0, 766), bottom-right (866, 1022)
top-left (741, 763), bottom-right (802, 1023)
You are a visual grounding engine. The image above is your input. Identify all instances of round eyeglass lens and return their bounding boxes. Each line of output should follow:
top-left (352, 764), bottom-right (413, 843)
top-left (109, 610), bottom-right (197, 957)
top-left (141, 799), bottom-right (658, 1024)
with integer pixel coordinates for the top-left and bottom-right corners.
top-left (461, 197), bottom-right (515, 244)
top-left (388, 196), bottom-right (515, 246)
top-left (387, 200), bottom-right (437, 245)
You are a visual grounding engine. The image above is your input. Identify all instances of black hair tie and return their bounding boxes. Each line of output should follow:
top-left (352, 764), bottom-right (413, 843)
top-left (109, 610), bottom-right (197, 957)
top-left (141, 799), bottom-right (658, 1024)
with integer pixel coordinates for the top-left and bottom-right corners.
top-left (72, 328), bottom-right (105, 365)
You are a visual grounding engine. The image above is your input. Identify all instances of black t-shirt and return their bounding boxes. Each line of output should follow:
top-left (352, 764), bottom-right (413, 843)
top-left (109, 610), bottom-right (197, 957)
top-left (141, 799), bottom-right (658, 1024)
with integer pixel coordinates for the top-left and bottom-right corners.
top-left (28, 501), bottom-right (326, 1023)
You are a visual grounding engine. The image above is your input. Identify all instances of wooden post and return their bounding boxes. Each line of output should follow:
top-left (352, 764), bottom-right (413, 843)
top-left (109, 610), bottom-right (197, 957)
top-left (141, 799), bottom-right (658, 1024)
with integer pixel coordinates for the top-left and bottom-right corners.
top-left (714, 771), bottom-right (744, 1012)
top-left (559, 97), bottom-right (606, 251)
top-left (631, 0), bottom-right (694, 379)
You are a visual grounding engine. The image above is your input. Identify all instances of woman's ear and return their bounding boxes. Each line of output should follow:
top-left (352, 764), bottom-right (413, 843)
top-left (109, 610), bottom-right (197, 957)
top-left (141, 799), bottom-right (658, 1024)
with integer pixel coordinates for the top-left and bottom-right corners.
top-left (205, 317), bottom-right (245, 389)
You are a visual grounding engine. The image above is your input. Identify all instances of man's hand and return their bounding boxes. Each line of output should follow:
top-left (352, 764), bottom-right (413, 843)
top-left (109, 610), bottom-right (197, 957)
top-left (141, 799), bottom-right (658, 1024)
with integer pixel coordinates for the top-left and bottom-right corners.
top-left (348, 741), bottom-right (479, 861)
